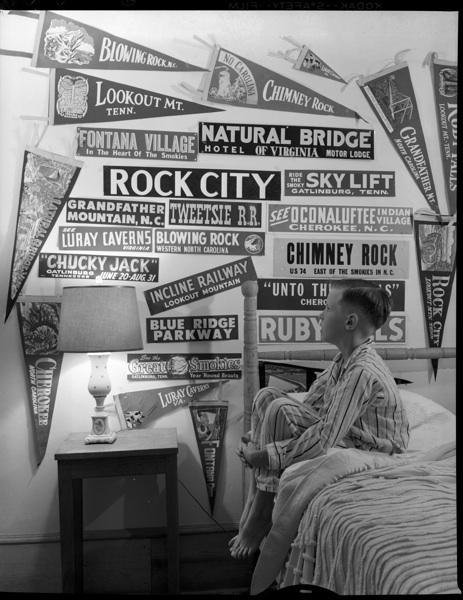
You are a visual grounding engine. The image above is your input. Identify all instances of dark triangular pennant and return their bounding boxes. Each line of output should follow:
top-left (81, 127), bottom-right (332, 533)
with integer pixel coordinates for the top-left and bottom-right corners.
top-left (358, 63), bottom-right (440, 214)
top-left (49, 68), bottom-right (223, 125)
top-left (413, 214), bottom-right (457, 379)
top-left (294, 45), bottom-right (346, 84)
top-left (16, 299), bottom-right (63, 465)
top-left (189, 401), bottom-right (228, 514)
top-left (200, 46), bottom-right (361, 119)
top-left (429, 54), bottom-right (457, 215)
top-left (32, 11), bottom-right (206, 71)
top-left (5, 148), bottom-right (82, 321)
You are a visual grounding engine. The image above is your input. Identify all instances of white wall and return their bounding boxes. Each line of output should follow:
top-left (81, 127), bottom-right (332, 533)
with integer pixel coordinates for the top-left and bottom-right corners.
top-left (0, 10), bottom-right (457, 541)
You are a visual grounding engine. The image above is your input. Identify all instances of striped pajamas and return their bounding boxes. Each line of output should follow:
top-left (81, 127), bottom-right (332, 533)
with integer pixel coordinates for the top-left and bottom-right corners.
top-left (250, 339), bottom-right (410, 493)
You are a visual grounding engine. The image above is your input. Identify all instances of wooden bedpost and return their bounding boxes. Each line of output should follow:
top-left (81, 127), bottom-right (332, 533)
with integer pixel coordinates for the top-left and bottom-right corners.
top-left (241, 279), bottom-right (259, 433)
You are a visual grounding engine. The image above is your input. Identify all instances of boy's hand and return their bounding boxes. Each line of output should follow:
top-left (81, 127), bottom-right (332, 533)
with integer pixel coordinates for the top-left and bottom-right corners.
top-left (237, 444), bottom-right (269, 468)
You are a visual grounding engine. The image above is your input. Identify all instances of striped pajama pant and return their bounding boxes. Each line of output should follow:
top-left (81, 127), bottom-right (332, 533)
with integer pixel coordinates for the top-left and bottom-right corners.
top-left (249, 386), bottom-right (320, 493)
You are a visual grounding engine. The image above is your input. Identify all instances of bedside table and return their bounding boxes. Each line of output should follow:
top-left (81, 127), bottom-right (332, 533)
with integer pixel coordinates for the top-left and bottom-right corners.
top-left (54, 428), bottom-right (179, 594)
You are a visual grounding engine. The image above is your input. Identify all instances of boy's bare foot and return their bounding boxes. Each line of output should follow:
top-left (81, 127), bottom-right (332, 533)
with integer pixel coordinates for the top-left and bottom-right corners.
top-left (229, 489), bottom-right (274, 559)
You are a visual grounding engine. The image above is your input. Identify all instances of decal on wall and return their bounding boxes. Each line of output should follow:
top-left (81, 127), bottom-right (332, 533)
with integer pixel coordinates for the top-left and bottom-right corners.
top-left (198, 46), bottom-right (360, 118)
top-left (190, 401), bottom-right (228, 513)
top-left (168, 200), bottom-right (262, 228)
top-left (49, 68), bottom-right (222, 125)
top-left (154, 229), bottom-right (265, 256)
top-left (258, 278), bottom-right (405, 311)
top-left (114, 381), bottom-right (224, 430)
top-left (429, 55), bottom-right (457, 214)
top-left (144, 256), bottom-right (257, 315)
top-left (32, 11), bottom-right (207, 71)
top-left (358, 63), bottom-right (439, 213)
top-left (146, 314), bottom-right (239, 343)
top-left (75, 127), bottom-right (198, 161)
top-left (39, 253), bottom-right (159, 282)
top-left (199, 122), bottom-right (374, 159)
top-left (66, 197), bottom-right (165, 227)
top-left (284, 170), bottom-right (395, 196)
top-left (258, 314), bottom-right (406, 344)
top-left (414, 216), bottom-right (456, 378)
top-left (103, 166), bottom-right (281, 200)
top-left (273, 238), bottom-right (410, 278)
top-left (127, 353), bottom-right (242, 380)
top-left (5, 148), bottom-right (82, 321)
top-left (58, 226), bottom-right (153, 252)
top-left (16, 300), bottom-right (63, 465)
top-left (267, 204), bottom-right (412, 234)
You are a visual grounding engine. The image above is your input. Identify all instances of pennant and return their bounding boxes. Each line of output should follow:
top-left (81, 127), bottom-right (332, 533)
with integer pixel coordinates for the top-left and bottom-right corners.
top-left (32, 11), bottom-right (206, 71)
top-left (358, 63), bottom-right (439, 214)
top-left (190, 401), bottom-right (228, 513)
top-left (429, 55), bottom-right (457, 214)
top-left (5, 148), bottom-right (82, 321)
top-left (16, 299), bottom-right (63, 465)
top-left (293, 45), bottom-right (346, 84)
top-left (413, 215), bottom-right (457, 378)
top-left (199, 46), bottom-right (360, 119)
top-left (49, 69), bottom-right (223, 125)
top-left (114, 381), bottom-right (224, 430)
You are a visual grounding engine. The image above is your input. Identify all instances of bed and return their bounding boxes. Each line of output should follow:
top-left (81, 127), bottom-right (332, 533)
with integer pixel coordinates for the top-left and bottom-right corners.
top-left (240, 281), bottom-right (458, 596)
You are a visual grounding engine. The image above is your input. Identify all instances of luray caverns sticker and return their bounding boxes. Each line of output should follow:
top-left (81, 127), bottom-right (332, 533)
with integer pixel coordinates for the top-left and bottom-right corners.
top-left (32, 11), bottom-right (206, 71)
top-left (168, 200), bottom-right (262, 228)
top-left (103, 166), bottom-right (281, 200)
top-left (127, 354), bottom-right (242, 380)
top-left (198, 123), bottom-right (374, 160)
top-left (258, 314), bottom-right (406, 344)
top-left (146, 315), bottom-right (239, 343)
top-left (267, 204), bottom-right (412, 234)
top-left (66, 198), bottom-right (165, 227)
top-left (39, 253), bottom-right (159, 282)
top-left (201, 46), bottom-right (360, 119)
top-left (58, 226), bottom-right (153, 252)
top-left (273, 238), bottom-right (410, 278)
top-left (76, 127), bottom-right (198, 161)
top-left (144, 257), bottom-right (256, 315)
top-left (285, 170), bottom-right (395, 196)
top-left (154, 229), bottom-right (265, 256)
top-left (49, 69), bottom-right (222, 125)
top-left (258, 279), bottom-right (405, 312)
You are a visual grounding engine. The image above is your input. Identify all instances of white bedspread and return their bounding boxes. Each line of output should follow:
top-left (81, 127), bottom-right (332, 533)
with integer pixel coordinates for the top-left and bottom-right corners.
top-left (250, 441), bottom-right (457, 595)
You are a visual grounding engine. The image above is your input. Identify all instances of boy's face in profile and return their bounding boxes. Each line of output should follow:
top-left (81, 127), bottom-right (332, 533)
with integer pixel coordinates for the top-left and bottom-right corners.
top-left (320, 288), bottom-right (349, 345)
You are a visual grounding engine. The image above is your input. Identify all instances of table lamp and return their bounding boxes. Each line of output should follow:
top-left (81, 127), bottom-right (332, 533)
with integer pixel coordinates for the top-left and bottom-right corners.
top-left (57, 285), bottom-right (143, 444)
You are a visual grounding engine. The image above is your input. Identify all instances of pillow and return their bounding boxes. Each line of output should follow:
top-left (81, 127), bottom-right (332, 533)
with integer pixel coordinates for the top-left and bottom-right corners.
top-left (399, 388), bottom-right (453, 429)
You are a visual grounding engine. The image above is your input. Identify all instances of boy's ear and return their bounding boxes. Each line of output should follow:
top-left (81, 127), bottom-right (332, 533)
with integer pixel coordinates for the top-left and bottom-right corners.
top-left (345, 312), bottom-right (359, 330)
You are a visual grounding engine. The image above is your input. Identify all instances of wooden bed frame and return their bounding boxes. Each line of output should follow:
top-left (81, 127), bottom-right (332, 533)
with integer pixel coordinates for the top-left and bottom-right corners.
top-left (241, 280), bottom-right (456, 431)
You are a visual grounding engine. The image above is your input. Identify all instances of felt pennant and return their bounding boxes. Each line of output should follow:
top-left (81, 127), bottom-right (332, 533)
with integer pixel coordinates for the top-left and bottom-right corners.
top-left (413, 213), bottom-right (457, 379)
top-left (428, 53), bottom-right (457, 215)
top-left (31, 11), bottom-right (206, 71)
top-left (358, 62), bottom-right (439, 214)
top-left (48, 68), bottom-right (223, 125)
top-left (16, 298), bottom-right (63, 465)
top-left (197, 45), bottom-right (361, 119)
top-left (5, 148), bottom-right (82, 321)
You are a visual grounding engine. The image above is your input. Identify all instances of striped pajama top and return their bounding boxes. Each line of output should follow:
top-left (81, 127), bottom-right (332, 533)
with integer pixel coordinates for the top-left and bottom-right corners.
top-left (266, 337), bottom-right (410, 472)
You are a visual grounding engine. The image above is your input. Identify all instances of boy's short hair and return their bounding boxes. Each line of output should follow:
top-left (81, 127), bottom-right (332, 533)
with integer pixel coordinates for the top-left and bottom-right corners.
top-left (331, 279), bottom-right (391, 330)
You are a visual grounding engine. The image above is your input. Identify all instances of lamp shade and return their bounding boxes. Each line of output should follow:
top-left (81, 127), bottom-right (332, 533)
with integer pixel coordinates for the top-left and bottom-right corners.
top-left (57, 286), bottom-right (143, 353)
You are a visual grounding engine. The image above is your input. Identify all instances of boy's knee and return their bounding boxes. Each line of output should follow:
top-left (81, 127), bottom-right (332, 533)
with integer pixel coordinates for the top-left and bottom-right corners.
top-left (252, 386), bottom-right (284, 413)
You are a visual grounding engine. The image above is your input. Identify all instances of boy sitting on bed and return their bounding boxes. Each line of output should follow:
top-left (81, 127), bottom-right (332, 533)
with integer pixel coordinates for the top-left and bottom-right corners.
top-left (229, 278), bottom-right (409, 559)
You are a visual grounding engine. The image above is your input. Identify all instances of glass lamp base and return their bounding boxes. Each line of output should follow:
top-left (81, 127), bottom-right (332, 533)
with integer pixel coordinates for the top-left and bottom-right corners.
top-left (85, 431), bottom-right (117, 444)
